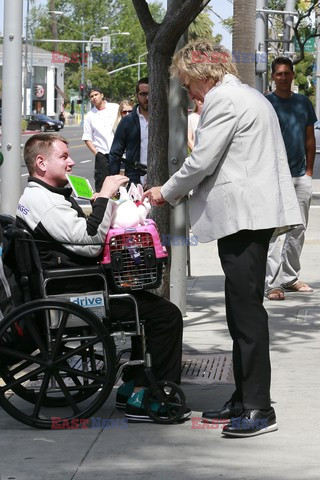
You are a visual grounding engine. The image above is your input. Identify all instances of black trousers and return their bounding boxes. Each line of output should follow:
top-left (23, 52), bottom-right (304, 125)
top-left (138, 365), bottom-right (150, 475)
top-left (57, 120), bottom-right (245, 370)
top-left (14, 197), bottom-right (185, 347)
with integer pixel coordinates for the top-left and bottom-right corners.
top-left (217, 229), bottom-right (274, 410)
top-left (109, 291), bottom-right (183, 387)
top-left (95, 152), bottom-right (110, 192)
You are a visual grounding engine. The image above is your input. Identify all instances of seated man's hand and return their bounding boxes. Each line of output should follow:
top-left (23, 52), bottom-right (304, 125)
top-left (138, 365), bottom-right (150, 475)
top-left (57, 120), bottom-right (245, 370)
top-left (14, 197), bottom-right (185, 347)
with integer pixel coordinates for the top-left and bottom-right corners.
top-left (98, 175), bottom-right (129, 199)
top-left (142, 186), bottom-right (166, 206)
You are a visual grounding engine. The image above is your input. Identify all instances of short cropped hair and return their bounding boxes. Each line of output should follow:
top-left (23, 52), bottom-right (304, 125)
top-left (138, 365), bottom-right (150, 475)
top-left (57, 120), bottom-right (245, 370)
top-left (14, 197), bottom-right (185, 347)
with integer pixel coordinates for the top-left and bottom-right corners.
top-left (271, 57), bottom-right (294, 74)
top-left (170, 40), bottom-right (238, 84)
top-left (24, 133), bottom-right (69, 175)
top-left (136, 77), bottom-right (149, 94)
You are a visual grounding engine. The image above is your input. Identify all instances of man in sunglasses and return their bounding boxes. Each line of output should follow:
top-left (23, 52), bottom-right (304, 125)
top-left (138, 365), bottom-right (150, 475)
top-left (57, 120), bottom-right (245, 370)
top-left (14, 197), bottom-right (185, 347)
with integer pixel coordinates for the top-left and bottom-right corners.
top-left (109, 78), bottom-right (149, 185)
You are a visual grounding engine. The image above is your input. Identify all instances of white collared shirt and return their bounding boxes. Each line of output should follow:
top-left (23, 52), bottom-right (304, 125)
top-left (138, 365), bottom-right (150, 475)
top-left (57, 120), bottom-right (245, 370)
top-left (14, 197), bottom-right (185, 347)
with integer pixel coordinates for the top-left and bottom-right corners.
top-left (82, 102), bottom-right (119, 154)
top-left (137, 107), bottom-right (148, 183)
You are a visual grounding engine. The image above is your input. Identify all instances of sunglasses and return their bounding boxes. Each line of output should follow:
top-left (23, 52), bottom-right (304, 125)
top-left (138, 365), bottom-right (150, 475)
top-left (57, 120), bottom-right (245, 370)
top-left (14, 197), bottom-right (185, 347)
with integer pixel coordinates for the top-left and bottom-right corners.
top-left (182, 83), bottom-right (191, 93)
top-left (121, 110), bottom-right (132, 115)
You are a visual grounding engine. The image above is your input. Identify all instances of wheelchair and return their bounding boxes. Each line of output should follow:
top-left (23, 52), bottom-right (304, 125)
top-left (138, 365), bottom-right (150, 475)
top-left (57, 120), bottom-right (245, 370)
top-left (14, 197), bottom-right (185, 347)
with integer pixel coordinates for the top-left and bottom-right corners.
top-left (0, 214), bottom-right (186, 429)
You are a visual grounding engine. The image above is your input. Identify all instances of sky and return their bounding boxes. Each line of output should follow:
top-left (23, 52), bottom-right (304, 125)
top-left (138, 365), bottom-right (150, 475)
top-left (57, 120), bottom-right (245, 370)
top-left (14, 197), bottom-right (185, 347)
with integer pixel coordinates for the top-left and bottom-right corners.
top-left (0, 0), bottom-right (233, 48)
top-left (154, 0), bottom-right (233, 49)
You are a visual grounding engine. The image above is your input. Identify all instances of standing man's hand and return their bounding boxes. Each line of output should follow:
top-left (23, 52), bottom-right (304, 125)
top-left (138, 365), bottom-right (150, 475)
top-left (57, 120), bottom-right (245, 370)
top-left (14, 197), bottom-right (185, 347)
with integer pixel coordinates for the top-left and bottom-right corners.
top-left (142, 186), bottom-right (166, 206)
top-left (98, 175), bottom-right (129, 199)
top-left (84, 140), bottom-right (97, 156)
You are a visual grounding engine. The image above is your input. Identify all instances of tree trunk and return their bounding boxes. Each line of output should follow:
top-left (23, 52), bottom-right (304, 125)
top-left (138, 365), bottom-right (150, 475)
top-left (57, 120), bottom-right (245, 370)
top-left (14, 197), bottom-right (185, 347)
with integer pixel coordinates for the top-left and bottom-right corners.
top-left (232, 0), bottom-right (256, 87)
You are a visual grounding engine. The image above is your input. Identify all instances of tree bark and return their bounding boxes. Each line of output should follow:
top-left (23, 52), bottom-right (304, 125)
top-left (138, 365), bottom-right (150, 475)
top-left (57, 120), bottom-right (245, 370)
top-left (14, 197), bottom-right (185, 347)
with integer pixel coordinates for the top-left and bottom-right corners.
top-left (232, 0), bottom-right (256, 87)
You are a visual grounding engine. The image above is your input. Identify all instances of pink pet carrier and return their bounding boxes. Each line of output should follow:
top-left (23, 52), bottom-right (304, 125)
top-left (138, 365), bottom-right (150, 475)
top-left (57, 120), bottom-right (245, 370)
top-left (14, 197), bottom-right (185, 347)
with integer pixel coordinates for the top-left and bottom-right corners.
top-left (100, 219), bottom-right (168, 291)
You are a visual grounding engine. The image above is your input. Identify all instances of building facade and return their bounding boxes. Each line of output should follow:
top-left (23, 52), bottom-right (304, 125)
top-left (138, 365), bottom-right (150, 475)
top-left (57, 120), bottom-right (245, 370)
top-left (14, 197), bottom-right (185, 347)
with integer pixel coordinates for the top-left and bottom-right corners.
top-left (0, 44), bottom-right (65, 118)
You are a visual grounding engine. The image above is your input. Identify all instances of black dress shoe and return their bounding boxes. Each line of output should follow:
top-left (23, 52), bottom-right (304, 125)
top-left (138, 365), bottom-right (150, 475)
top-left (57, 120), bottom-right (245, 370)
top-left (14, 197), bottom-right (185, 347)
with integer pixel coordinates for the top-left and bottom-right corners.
top-left (222, 407), bottom-right (278, 437)
top-left (202, 401), bottom-right (244, 420)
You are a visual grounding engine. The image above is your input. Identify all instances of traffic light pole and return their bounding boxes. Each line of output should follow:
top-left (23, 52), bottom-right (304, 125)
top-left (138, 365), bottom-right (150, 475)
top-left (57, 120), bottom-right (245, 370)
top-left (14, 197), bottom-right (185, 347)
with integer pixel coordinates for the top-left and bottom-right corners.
top-left (80, 19), bottom-right (85, 126)
top-left (29, 25), bottom-right (34, 115)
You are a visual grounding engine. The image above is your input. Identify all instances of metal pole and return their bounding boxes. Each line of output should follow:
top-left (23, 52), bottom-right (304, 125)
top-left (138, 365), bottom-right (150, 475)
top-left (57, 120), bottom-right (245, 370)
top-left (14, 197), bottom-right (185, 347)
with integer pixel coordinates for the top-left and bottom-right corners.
top-left (80, 19), bottom-right (85, 127)
top-left (108, 63), bottom-right (146, 76)
top-left (138, 51), bottom-right (148, 80)
top-left (29, 26), bottom-right (34, 115)
top-left (316, 6), bottom-right (320, 119)
top-left (168, 3), bottom-right (188, 314)
top-left (0, 0), bottom-right (23, 215)
top-left (283, 0), bottom-right (295, 55)
top-left (23, 0), bottom-right (30, 117)
top-left (255, 0), bottom-right (268, 93)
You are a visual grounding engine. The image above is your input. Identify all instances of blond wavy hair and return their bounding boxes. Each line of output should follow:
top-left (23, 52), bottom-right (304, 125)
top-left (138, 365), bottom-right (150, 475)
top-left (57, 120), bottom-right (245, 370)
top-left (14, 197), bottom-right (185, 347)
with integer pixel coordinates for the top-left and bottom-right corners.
top-left (170, 41), bottom-right (238, 85)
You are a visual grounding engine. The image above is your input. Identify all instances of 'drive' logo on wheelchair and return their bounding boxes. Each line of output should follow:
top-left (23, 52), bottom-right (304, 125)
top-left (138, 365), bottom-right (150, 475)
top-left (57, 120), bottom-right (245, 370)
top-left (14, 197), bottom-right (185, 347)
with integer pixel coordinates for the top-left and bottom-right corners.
top-left (69, 293), bottom-right (105, 319)
top-left (70, 293), bottom-right (104, 308)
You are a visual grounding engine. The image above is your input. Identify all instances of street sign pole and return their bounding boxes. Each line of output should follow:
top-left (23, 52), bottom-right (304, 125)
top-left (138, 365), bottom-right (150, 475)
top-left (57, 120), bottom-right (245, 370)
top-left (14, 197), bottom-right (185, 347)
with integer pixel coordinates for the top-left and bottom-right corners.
top-left (0, 0), bottom-right (23, 215)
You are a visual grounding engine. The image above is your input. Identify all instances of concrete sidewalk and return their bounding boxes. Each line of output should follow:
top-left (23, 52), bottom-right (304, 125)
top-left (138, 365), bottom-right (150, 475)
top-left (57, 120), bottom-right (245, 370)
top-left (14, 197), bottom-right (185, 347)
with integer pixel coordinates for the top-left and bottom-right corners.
top-left (1, 203), bottom-right (320, 479)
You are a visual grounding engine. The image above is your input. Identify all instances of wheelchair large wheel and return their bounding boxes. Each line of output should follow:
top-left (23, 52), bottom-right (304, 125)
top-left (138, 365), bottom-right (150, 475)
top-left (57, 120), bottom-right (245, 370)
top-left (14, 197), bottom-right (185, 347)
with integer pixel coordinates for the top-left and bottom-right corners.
top-left (0, 346), bottom-right (106, 407)
top-left (0, 299), bottom-right (116, 429)
top-left (144, 381), bottom-right (187, 425)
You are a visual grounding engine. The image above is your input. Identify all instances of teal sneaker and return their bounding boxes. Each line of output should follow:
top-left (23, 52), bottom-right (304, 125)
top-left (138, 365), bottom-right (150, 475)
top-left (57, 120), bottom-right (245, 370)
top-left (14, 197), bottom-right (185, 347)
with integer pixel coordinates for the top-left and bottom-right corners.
top-left (116, 380), bottom-right (135, 409)
top-left (125, 388), bottom-right (191, 423)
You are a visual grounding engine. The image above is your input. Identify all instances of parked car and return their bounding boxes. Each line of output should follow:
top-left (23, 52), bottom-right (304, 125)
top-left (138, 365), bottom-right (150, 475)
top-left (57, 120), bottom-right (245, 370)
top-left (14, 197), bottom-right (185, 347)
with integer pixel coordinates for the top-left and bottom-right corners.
top-left (26, 114), bottom-right (64, 132)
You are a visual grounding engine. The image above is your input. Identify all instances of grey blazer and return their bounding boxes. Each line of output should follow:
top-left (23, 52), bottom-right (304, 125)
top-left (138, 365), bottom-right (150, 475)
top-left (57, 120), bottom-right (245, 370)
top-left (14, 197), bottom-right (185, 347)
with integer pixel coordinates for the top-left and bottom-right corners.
top-left (161, 75), bottom-right (302, 242)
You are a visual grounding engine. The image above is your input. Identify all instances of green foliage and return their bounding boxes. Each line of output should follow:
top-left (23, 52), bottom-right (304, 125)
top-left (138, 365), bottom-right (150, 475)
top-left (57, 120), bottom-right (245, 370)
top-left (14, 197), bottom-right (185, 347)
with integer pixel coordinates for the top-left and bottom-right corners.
top-left (21, 119), bottom-right (28, 132)
top-left (33, 1), bottom-right (232, 101)
top-left (294, 52), bottom-right (315, 102)
top-left (189, 6), bottom-right (215, 41)
top-left (33, 0), bottom-right (165, 102)
top-left (221, 17), bottom-right (233, 34)
top-left (190, 5), bottom-right (231, 44)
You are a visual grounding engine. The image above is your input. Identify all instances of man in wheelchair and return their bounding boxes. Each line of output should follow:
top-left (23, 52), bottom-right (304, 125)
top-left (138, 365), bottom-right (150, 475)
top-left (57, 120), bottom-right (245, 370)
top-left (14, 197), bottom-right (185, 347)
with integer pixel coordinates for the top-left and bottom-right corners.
top-left (16, 133), bottom-right (190, 423)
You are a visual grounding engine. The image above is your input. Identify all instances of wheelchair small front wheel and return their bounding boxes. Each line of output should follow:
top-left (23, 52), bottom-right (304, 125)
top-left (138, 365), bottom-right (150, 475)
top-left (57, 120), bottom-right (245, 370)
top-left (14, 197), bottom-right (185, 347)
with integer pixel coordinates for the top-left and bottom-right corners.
top-left (144, 380), bottom-right (187, 425)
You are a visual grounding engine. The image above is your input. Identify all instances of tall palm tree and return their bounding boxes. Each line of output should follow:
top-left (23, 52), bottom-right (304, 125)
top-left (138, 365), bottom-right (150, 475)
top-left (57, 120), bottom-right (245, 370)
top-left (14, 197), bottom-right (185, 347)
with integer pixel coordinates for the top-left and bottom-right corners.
top-left (232, 0), bottom-right (256, 87)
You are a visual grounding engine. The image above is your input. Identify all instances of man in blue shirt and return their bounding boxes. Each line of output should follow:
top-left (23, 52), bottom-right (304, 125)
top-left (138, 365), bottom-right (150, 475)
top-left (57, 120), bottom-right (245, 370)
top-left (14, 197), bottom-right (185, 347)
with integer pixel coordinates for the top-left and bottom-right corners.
top-left (266, 57), bottom-right (317, 300)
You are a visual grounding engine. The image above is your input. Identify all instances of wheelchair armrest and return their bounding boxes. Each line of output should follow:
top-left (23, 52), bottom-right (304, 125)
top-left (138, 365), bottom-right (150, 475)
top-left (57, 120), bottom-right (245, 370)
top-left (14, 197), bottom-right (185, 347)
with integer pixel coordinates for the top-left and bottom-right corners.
top-left (42, 265), bottom-right (109, 299)
top-left (44, 265), bottom-right (104, 279)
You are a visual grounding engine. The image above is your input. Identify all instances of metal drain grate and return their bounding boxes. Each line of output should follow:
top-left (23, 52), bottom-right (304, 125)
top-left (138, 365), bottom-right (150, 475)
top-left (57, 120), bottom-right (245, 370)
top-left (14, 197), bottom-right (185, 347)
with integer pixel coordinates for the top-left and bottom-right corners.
top-left (181, 353), bottom-right (234, 384)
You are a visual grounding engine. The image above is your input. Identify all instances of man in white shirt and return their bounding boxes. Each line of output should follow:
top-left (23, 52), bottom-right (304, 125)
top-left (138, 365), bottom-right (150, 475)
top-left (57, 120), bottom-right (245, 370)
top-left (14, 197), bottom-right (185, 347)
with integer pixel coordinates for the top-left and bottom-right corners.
top-left (82, 87), bottom-right (118, 191)
top-left (109, 78), bottom-right (149, 186)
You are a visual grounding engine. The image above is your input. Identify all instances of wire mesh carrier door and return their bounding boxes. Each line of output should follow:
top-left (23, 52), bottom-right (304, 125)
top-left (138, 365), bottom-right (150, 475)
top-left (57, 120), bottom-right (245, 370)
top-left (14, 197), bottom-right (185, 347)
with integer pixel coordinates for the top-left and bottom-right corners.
top-left (101, 219), bottom-right (168, 292)
top-left (0, 299), bottom-right (116, 429)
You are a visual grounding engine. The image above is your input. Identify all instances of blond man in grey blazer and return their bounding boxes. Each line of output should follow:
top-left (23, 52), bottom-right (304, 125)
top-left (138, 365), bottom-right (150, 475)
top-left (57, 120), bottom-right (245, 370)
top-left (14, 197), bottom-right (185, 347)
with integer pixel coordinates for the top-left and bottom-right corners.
top-left (144, 41), bottom-right (302, 438)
